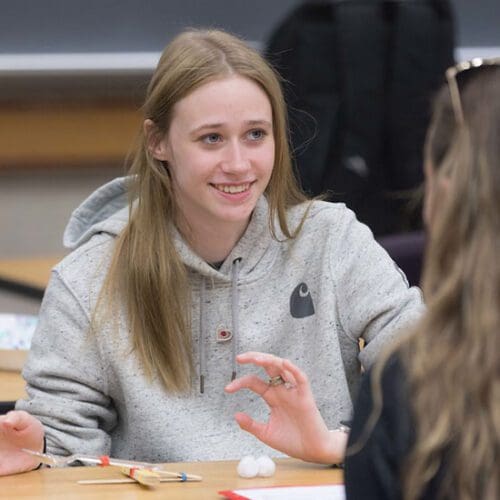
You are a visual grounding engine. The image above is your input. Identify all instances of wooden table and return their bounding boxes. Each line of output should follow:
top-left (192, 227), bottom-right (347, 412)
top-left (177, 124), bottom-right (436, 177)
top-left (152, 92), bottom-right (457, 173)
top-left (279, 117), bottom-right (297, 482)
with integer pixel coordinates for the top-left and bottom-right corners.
top-left (0, 369), bottom-right (26, 401)
top-left (1, 458), bottom-right (343, 499)
top-left (0, 373), bottom-right (343, 497)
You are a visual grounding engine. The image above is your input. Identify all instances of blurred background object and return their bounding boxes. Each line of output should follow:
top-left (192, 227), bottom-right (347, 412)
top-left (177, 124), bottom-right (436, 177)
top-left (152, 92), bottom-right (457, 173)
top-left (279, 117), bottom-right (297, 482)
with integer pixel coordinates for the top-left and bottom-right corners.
top-left (266, 0), bottom-right (455, 235)
top-left (0, 0), bottom-right (498, 314)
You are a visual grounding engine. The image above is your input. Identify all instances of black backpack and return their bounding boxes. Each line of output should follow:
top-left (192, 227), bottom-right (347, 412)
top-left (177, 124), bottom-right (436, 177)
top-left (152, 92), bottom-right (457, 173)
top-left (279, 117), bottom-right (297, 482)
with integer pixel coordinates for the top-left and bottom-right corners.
top-left (266, 0), bottom-right (455, 235)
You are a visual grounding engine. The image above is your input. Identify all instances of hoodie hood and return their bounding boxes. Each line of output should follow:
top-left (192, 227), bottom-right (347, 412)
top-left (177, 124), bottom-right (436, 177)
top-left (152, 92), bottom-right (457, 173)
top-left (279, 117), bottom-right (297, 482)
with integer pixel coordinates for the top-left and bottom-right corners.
top-left (63, 176), bottom-right (130, 250)
top-left (63, 176), bottom-right (280, 284)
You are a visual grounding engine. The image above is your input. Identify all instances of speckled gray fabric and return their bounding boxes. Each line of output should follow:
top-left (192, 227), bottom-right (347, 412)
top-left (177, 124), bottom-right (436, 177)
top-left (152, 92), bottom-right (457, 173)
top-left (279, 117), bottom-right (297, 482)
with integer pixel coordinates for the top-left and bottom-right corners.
top-left (17, 177), bottom-right (424, 462)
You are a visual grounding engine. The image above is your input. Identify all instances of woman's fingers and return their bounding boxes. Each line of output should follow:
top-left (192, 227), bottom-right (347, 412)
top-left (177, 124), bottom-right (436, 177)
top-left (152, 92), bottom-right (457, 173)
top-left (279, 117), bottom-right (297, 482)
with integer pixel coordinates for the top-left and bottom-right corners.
top-left (225, 374), bottom-right (269, 396)
top-left (225, 369), bottom-right (299, 396)
top-left (1, 411), bottom-right (32, 432)
top-left (236, 352), bottom-right (281, 366)
top-left (0, 411), bottom-right (44, 453)
top-left (282, 359), bottom-right (309, 386)
top-left (233, 412), bottom-right (267, 441)
top-left (0, 411), bottom-right (45, 476)
top-left (236, 352), bottom-right (289, 379)
top-left (236, 352), bottom-right (304, 387)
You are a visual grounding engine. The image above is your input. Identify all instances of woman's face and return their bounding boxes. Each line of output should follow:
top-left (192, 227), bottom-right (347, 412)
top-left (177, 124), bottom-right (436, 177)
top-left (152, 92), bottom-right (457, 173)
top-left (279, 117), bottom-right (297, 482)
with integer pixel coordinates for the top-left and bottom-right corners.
top-left (150, 75), bottom-right (275, 236)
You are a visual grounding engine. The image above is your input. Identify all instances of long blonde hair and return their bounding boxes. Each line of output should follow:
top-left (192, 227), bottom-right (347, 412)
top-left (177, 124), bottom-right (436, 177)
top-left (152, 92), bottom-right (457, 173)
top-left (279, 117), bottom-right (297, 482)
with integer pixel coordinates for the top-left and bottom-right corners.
top-left (353, 66), bottom-right (500, 499)
top-left (101, 29), bottom-right (307, 393)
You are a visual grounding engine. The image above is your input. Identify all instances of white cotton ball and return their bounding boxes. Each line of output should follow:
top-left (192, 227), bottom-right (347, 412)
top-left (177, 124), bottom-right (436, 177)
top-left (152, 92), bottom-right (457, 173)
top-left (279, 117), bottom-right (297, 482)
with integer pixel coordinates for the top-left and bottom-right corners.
top-left (237, 455), bottom-right (259, 478)
top-left (256, 455), bottom-right (276, 477)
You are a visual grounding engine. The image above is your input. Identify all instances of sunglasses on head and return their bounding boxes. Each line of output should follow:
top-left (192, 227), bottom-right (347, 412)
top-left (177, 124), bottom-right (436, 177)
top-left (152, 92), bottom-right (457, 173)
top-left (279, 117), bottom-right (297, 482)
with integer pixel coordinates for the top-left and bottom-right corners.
top-left (445, 57), bottom-right (500, 124)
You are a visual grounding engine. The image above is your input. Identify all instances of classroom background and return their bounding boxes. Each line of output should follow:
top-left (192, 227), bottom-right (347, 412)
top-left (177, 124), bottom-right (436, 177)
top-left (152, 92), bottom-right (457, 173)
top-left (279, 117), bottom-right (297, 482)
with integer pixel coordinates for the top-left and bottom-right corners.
top-left (1, 0), bottom-right (499, 316)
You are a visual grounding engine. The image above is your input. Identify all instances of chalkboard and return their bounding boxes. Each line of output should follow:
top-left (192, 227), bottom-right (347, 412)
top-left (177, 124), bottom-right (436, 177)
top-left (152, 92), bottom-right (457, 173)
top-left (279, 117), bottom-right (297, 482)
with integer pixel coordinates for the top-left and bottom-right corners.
top-left (0, 0), bottom-right (498, 54)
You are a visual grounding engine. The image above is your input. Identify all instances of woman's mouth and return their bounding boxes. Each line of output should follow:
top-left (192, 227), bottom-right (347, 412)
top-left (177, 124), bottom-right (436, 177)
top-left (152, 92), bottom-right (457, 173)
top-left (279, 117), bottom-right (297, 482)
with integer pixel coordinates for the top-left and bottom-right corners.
top-left (212, 183), bottom-right (251, 194)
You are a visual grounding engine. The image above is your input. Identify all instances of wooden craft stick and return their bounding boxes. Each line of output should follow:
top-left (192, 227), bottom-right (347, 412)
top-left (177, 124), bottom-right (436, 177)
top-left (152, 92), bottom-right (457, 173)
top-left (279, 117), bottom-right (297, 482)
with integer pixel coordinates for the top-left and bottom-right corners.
top-left (78, 476), bottom-right (202, 485)
top-left (154, 469), bottom-right (203, 481)
top-left (120, 467), bottom-right (161, 486)
top-left (79, 478), bottom-right (137, 485)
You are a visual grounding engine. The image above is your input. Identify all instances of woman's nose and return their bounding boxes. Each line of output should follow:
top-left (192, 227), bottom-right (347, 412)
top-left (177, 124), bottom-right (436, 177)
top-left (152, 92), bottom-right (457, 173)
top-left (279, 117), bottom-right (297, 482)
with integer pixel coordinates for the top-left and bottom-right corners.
top-left (220, 141), bottom-right (250, 173)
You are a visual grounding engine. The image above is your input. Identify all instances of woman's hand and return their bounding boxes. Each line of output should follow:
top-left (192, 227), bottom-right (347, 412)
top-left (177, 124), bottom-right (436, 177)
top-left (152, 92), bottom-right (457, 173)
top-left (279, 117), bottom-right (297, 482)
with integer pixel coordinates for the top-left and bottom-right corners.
top-left (225, 352), bottom-right (348, 464)
top-left (0, 410), bottom-right (45, 475)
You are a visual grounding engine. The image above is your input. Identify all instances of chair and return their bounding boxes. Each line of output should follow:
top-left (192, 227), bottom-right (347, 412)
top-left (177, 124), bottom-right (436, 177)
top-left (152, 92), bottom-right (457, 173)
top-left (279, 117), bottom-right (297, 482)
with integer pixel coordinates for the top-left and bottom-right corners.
top-left (377, 230), bottom-right (426, 287)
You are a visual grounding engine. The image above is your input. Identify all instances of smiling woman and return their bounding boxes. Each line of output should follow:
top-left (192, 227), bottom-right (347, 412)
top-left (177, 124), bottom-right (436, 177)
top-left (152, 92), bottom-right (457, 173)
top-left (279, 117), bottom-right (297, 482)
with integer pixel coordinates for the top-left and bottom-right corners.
top-left (144, 75), bottom-right (275, 262)
top-left (0, 28), bottom-right (423, 475)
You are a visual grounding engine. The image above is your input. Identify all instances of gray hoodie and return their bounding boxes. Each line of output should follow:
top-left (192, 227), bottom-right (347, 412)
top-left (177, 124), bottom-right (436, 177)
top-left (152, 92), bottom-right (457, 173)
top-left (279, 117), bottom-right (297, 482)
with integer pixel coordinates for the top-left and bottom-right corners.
top-left (17, 177), bottom-right (423, 462)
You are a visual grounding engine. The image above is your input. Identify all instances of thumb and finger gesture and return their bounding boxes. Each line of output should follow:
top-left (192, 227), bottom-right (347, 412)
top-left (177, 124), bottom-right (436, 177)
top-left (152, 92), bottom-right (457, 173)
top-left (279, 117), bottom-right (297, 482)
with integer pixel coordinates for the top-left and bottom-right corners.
top-left (225, 352), bottom-right (333, 463)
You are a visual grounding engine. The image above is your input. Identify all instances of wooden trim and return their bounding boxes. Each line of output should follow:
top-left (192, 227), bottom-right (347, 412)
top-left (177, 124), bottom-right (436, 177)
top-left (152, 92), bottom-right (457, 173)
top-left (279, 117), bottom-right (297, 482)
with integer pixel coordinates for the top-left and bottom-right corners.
top-left (0, 256), bottom-right (63, 290)
top-left (0, 103), bottom-right (142, 167)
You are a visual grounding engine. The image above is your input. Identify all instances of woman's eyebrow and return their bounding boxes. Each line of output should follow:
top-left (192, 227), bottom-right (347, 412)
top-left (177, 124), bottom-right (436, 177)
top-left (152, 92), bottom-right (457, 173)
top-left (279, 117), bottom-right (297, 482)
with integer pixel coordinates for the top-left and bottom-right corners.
top-left (189, 123), bottom-right (224, 136)
top-left (189, 119), bottom-right (272, 137)
top-left (244, 119), bottom-right (273, 128)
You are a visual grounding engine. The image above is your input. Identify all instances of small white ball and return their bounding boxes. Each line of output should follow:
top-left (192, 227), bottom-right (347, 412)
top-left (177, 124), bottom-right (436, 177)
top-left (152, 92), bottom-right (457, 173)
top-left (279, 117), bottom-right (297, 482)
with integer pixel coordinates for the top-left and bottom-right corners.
top-left (237, 455), bottom-right (259, 478)
top-left (256, 455), bottom-right (276, 477)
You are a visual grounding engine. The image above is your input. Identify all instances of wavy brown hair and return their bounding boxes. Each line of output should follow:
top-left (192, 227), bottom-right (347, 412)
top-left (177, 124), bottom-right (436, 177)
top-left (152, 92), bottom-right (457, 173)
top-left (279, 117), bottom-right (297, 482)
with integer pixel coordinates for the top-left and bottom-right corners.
top-left (403, 66), bottom-right (500, 499)
top-left (100, 29), bottom-right (307, 393)
top-left (352, 65), bottom-right (500, 499)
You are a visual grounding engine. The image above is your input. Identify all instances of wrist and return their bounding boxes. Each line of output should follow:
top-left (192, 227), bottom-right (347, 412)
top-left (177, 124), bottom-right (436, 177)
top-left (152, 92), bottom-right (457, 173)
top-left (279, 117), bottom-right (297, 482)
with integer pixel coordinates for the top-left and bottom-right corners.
top-left (325, 427), bottom-right (349, 465)
top-left (324, 420), bottom-right (350, 465)
top-left (308, 426), bottom-right (349, 465)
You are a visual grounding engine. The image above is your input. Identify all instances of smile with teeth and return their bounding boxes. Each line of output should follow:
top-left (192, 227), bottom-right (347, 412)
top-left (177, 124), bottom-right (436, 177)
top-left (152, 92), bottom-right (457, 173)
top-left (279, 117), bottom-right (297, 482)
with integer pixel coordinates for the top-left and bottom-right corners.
top-left (213, 183), bottom-right (251, 194)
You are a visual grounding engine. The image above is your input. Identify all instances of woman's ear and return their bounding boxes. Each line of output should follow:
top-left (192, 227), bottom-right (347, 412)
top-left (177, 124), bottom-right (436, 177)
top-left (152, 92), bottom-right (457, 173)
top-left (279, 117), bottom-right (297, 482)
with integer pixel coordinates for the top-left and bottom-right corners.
top-left (144, 119), bottom-right (170, 161)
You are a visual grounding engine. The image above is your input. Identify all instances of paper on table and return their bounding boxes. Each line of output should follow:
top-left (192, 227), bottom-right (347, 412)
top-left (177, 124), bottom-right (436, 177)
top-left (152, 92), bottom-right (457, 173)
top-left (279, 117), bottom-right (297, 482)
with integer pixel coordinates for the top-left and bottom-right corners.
top-left (0, 313), bottom-right (37, 371)
top-left (0, 314), bottom-right (37, 350)
top-left (219, 483), bottom-right (345, 500)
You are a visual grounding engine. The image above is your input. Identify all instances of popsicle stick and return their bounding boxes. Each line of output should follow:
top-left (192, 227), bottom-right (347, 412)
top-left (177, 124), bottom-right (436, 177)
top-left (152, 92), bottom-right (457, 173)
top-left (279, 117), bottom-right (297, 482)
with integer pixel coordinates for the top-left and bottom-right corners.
top-left (79, 478), bottom-right (137, 485)
top-left (121, 467), bottom-right (161, 486)
top-left (154, 469), bottom-right (203, 481)
top-left (78, 477), bottom-right (202, 485)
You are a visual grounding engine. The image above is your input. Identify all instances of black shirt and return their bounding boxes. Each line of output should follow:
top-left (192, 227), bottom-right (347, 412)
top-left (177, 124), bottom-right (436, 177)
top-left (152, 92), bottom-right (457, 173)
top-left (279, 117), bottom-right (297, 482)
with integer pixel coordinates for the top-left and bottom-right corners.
top-left (345, 354), bottom-right (449, 499)
top-left (344, 355), bottom-right (414, 499)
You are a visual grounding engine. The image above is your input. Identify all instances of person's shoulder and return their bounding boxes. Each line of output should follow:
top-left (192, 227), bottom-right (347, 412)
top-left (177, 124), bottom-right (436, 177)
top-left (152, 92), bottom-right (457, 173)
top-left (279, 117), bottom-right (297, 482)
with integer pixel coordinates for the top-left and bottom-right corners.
top-left (54, 232), bottom-right (115, 290)
top-left (381, 351), bottom-right (405, 375)
top-left (357, 353), bottom-right (407, 409)
top-left (380, 353), bottom-right (406, 391)
top-left (354, 351), bottom-right (410, 441)
top-left (287, 200), bottom-right (356, 229)
top-left (364, 351), bottom-right (406, 386)
top-left (371, 352), bottom-right (409, 421)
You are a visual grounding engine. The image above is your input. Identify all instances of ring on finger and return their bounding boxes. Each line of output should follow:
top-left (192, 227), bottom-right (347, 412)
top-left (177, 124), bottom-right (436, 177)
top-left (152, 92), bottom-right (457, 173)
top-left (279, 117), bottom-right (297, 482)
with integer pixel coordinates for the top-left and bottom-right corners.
top-left (268, 375), bottom-right (285, 387)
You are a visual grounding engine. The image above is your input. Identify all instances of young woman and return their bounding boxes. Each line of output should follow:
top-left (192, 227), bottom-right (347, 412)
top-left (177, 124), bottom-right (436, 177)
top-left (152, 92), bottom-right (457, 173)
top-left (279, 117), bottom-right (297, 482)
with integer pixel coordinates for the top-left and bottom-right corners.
top-left (343, 59), bottom-right (500, 500)
top-left (226, 59), bottom-right (500, 498)
top-left (0, 29), bottom-right (422, 475)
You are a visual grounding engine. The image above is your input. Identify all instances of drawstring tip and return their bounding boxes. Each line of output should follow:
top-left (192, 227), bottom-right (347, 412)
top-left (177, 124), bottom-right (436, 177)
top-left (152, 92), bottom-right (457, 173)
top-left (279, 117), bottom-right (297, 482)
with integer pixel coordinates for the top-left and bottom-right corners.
top-left (231, 371), bottom-right (236, 381)
top-left (200, 375), bottom-right (204, 394)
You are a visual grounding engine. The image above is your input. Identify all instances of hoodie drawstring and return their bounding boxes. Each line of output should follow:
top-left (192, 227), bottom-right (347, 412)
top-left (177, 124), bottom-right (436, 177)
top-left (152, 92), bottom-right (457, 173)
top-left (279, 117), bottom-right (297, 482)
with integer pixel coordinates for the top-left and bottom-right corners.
top-left (230, 258), bottom-right (241, 382)
top-left (198, 258), bottom-right (241, 393)
top-left (199, 276), bottom-right (206, 394)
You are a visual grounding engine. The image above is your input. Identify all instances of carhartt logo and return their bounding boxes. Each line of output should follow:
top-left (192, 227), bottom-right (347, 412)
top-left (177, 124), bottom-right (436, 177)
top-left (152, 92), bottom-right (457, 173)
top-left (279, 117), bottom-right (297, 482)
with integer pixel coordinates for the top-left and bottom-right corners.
top-left (290, 282), bottom-right (315, 318)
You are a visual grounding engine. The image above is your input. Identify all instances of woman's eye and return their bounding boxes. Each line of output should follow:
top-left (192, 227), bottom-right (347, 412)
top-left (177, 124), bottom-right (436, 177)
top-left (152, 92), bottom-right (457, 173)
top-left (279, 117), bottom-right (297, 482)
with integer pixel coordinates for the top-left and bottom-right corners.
top-left (247, 129), bottom-right (266, 141)
top-left (202, 133), bottom-right (222, 144)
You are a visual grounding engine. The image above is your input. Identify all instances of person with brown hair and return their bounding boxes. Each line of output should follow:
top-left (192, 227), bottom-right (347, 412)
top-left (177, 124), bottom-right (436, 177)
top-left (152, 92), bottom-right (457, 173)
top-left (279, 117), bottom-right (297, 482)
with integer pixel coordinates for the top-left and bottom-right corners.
top-left (343, 58), bottom-right (500, 500)
top-left (226, 58), bottom-right (500, 499)
top-left (0, 28), bottom-right (422, 475)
